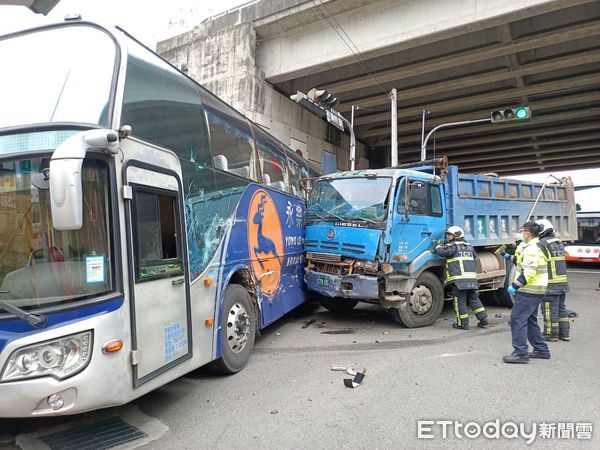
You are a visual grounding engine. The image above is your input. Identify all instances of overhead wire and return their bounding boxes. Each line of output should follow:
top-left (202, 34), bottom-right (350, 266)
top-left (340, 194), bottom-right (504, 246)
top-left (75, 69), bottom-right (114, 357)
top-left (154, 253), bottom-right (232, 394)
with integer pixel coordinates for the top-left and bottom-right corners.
top-left (310, 0), bottom-right (389, 97)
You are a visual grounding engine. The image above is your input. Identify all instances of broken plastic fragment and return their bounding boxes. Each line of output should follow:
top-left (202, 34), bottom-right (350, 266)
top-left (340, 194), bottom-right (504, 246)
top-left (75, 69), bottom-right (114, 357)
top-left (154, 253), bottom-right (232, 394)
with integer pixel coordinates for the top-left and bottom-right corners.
top-left (343, 369), bottom-right (366, 388)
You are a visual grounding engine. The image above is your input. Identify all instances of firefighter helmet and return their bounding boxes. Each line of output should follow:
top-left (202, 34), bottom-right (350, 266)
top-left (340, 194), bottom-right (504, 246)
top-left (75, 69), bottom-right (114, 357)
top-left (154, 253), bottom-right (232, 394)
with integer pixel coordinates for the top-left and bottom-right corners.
top-left (445, 225), bottom-right (464, 239)
top-left (536, 219), bottom-right (554, 237)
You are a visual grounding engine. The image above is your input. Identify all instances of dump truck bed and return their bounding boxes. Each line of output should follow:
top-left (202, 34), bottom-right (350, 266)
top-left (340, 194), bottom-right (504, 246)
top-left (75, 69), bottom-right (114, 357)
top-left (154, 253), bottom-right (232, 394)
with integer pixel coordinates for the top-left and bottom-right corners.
top-left (444, 166), bottom-right (577, 246)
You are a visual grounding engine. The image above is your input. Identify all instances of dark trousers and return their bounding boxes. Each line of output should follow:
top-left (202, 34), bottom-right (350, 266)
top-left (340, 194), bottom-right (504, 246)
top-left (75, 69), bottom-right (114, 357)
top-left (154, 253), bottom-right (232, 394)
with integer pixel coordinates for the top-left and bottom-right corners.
top-left (450, 285), bottom-right (487, 327)
top-left (542, 294), bottom-right (560, 337)
top-left (558, 293), bottom-right (570, 338)
top-left (510, 291), bottom-right (550, 357)
top-left (542, 293), bottom-right (570, 338)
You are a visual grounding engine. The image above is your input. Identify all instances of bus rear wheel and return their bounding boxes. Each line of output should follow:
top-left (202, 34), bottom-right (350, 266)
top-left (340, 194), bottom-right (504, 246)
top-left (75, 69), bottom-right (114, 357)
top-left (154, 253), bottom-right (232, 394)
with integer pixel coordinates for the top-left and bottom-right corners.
top-left (213, 284), bottom-right (256, 374)
top-left (390, 271), bottom-right (444, 328)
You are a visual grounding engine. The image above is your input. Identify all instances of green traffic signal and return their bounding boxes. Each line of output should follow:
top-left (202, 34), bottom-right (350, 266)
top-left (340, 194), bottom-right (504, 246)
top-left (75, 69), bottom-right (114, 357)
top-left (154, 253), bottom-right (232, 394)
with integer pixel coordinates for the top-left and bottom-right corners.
top-left (490, 106), bottom-right (530, 123)
top-left (515, 106), bottom-right (529, 119)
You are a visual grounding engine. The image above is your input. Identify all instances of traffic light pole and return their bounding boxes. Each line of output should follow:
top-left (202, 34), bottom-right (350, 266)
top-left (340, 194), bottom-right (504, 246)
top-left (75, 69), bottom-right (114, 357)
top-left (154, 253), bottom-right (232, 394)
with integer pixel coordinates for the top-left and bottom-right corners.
top-left (390, 88), bottom-right (398, 167)
top-left (420, 117), bottom-right (491, 161)
top-left (328, 109), bottom-right (357, 171)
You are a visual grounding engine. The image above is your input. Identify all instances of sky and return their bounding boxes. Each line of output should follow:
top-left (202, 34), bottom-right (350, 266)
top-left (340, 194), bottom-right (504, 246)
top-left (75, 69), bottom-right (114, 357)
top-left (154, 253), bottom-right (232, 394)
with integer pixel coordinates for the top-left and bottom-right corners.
top-left (0, 0), bottom-right (250, 47)
top-left (1, 1), bottom-right (598, 211)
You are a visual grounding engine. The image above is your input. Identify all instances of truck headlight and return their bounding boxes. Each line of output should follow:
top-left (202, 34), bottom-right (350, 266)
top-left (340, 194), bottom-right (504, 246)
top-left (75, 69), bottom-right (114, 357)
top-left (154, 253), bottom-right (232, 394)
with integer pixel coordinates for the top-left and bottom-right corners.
top-left (364, 260), bottom-right (379, 271)
top-left (1, 331), bottom-right (92, 382)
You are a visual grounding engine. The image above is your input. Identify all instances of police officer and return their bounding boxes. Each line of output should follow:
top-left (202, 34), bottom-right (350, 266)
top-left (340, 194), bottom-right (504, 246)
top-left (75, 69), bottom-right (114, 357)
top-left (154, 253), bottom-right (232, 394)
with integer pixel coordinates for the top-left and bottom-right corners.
top-left (503, 228), bottom-right (524, 265)
top-left (433, 226), bottom-right (489, 330)
top-left (504, 221), bottom-right (551, 363)
top-left (536, 219), bottom-right (570, 342)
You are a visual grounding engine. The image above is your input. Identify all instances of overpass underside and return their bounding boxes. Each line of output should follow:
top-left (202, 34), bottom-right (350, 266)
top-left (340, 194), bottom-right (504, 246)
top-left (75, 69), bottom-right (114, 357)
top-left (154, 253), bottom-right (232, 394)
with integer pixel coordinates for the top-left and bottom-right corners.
top-left (266, 0), bottom-right (600, 175)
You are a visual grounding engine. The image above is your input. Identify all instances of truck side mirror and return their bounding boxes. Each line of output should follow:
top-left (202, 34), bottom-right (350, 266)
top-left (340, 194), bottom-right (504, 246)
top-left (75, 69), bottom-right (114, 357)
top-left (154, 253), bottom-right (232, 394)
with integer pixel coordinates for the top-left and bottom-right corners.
top-left (49, 129), bottom-right (119, 230)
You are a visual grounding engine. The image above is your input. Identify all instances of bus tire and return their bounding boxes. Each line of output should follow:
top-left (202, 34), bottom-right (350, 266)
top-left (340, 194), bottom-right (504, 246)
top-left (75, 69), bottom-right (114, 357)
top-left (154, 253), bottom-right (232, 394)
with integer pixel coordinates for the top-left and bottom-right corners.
top-left (318, 295), bottom-right (359, 313)
top-left (493, 260), bottom-right (516, 308)
top-left (213, 284), bottom-right (256, 374)
top-left (390, 271), bottom-right (444, 328)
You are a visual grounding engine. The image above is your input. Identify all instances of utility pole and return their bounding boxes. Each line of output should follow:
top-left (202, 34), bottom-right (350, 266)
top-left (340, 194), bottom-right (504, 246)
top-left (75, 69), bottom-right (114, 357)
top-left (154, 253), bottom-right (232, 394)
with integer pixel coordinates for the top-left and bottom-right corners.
top-left (350, 105), bottom-right (358, 170)
top-left (390, 88), bottom-right (398, 167)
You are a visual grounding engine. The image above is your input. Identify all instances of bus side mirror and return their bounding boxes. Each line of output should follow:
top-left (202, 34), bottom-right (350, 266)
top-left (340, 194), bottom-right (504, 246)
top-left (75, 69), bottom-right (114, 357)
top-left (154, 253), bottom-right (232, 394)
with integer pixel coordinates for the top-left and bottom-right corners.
top-left (50, 129), bottom-right (119, 230)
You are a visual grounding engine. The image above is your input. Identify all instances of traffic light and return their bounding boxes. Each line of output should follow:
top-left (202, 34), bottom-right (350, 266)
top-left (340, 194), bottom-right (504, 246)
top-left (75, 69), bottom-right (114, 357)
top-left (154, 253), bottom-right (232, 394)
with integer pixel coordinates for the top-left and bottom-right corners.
top-left (307, 88), bottom-right (339, 109)
top-left (491, 106), bottom-right (530, 123)
top-left (290, 91), bottom-right (306, 103)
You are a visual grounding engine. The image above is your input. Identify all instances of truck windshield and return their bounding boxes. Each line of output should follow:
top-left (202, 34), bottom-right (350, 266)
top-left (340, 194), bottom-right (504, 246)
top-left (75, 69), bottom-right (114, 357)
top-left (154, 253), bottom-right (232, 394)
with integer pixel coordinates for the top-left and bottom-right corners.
top-left (0, 25), bottom-right (116, 129)
top-left (307, 177), bottom-right (392, 223)
top-left (0, 156), bottom-right (113, 311)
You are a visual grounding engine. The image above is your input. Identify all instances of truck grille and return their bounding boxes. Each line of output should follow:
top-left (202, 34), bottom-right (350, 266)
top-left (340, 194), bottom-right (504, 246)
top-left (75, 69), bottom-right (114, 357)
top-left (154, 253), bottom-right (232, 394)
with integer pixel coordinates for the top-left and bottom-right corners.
top-left (305, 240), bottom-right (367, 256)
top-left (306, 252), bottom-right (341, 263)
top-left (313, 261), bottom-right (352, 276)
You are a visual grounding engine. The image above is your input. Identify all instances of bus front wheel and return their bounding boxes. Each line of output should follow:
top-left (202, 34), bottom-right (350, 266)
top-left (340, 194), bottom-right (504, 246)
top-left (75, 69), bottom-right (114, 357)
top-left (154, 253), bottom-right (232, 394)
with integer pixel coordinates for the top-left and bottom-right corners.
top-left (213, 284), bottom-right (256, 374)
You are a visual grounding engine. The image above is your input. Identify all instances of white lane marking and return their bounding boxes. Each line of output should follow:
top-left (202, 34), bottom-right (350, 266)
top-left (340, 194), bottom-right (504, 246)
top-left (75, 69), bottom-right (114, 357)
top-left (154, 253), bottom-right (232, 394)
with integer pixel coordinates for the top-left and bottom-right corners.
top-left (567, 270), bottom-right (600, 274)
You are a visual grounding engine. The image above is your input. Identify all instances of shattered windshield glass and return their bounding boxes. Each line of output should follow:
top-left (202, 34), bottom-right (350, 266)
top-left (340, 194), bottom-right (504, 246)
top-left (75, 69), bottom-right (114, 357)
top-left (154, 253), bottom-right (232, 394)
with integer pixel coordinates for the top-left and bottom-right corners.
top-left (307, 177), bottom-right (392, 224)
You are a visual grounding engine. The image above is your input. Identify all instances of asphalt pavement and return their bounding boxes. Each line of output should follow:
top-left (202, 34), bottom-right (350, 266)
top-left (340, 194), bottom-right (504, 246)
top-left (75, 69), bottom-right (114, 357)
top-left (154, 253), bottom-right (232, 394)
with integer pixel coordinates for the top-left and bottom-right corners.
top-left (1, 266), bottom-right (599, 449)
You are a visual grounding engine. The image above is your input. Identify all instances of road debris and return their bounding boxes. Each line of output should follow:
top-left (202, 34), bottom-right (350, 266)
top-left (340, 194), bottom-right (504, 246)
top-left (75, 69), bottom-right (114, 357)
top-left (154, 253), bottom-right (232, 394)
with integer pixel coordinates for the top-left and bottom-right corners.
top-left (302, 319), bottom-right (316, 329)
top-left (343, 369), bottom-right (366, 388)
top-left (270, 410), bottom-right (279, 415)
top-left (383, 331), bottom-right (390, 335)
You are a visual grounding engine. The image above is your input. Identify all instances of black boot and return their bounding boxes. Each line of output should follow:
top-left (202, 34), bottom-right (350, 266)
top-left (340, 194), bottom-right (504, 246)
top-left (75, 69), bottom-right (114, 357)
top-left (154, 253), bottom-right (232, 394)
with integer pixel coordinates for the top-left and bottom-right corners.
top-left (528, 350), bottom-right (551, 359)
top-left (559, 320), bottom-right (570, 341)
top-left (503, 351), bottom-right (529, 364)
top-left (477, 317), bottom-right (490, 328)
top-left (452, 323), bottom-right (469, 330)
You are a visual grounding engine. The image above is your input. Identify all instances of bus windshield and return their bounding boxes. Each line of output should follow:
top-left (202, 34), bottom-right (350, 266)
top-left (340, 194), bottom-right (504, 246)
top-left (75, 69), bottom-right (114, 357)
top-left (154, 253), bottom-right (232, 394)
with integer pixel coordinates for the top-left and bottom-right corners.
top-left (0, 25), bottom-right (116, 129)
top-left (0, 156), bottom-right (114, 311)
top-left (307, 177), bottom-right (392, 224)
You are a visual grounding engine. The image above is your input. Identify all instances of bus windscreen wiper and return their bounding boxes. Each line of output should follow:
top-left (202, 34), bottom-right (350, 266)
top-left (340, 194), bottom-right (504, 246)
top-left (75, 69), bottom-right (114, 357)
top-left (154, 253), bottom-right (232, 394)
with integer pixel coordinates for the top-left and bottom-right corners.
top-left (0, 291), bottom-right (48, 328)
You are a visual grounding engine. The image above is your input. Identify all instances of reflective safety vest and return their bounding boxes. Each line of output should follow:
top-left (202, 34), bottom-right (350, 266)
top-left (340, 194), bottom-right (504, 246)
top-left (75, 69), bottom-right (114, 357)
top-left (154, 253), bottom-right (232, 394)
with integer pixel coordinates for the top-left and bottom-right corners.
top-left (513, 238), bottom-right (548, 295)
top-left (511, 241), bottom-right (525, 265)
top-left (539, 235), bottom-right (569, 294)
top-left (441, 241), bottom-right (478, 289)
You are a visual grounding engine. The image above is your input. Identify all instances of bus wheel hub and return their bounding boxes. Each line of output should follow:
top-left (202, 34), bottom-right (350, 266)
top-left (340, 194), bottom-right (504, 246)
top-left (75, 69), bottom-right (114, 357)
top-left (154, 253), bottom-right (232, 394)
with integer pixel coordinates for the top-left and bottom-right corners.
top-left (409, 285), bottom-right (433, 315)
top-left (227, 303), bottom-right (251, 353)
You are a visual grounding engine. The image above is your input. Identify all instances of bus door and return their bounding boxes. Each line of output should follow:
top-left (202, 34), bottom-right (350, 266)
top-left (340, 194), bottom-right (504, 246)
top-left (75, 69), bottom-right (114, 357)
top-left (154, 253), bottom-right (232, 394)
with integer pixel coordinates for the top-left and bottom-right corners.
top-left (124, 163), bottom-right (192, 387)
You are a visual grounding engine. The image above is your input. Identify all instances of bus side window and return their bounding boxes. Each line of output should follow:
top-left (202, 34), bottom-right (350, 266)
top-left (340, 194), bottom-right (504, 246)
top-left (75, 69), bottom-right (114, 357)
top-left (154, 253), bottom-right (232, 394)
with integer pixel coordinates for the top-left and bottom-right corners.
top-left (201, 93), bottom-right (257, 181)
top-left (120, 38), bottom-right (211, 167)
top-left (251, 124), bottom-right (288, 192)
top-left (133, 190), bottom-right (183, 282)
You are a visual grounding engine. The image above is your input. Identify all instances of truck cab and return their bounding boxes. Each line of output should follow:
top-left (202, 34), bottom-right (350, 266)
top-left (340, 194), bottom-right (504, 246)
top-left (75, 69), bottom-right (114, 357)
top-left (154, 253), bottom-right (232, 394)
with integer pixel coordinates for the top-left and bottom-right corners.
top-left (305, 165), bottom-right (448, 328)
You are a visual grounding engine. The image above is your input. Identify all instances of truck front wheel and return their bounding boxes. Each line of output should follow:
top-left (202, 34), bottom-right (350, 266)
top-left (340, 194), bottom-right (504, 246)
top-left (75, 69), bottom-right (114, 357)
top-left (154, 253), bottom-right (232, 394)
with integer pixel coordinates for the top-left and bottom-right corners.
top-left (390, 272), bottom-right (444, 328)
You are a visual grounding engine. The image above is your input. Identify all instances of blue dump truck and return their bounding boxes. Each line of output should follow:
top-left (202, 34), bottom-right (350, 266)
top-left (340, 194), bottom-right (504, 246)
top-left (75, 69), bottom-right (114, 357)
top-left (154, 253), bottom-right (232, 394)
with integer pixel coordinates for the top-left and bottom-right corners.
top-left (304, 157), bottom-right (577, 327)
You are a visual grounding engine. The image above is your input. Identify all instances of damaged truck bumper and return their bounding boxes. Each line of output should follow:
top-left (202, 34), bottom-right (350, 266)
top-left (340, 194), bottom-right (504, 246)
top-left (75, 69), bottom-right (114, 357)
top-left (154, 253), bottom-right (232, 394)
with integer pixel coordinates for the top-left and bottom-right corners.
top-left (305, 270), bottom-right (380, 299)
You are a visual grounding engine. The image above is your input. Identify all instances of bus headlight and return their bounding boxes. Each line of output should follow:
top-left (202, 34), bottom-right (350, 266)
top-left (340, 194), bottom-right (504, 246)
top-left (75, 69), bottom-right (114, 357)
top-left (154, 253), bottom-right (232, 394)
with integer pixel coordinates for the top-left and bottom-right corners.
top-left (1, 331), bottom-right (92, 382)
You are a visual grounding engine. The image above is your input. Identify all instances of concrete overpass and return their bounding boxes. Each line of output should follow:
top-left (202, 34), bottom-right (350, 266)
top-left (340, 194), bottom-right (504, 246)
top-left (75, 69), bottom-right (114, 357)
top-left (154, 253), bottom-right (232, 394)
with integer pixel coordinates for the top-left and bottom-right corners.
top-left (158, 0), bottom-right (600, 175)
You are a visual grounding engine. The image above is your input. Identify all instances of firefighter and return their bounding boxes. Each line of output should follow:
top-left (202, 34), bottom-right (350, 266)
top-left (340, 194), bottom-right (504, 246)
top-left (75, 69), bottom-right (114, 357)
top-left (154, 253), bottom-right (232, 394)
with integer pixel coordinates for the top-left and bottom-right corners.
top-left (433, 226), bottom-right (489, 330)
top-left (504, 221), bottom-right (551, 363)
top-left (536, 219), bottom-right (570, 342)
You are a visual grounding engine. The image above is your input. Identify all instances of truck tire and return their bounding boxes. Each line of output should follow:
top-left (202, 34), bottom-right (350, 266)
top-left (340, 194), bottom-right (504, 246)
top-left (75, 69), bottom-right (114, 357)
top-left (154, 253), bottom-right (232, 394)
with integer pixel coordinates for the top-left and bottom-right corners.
top-left (318, 295), bottom-right (359, 313)
top-left (212, 284), bottom-right (256, 374)
top-left (493, 260), bottom-right (516, 308)
top-left (390, 271), bottom-right (444, 328)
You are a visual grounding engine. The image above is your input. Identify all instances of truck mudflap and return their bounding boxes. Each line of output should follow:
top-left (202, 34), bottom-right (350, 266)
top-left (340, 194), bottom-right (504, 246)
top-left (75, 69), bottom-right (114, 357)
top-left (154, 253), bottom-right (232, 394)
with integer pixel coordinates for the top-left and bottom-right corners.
top-left (305, 270), bottom-right (380, 299)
